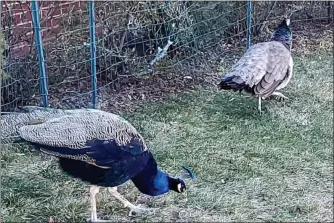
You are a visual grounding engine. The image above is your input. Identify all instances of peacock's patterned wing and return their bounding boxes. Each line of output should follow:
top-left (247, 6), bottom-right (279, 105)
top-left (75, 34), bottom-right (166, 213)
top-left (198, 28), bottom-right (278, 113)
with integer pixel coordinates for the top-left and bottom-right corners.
top-left (17, 109), bottom-right (148, 160)
top-left (1, 108), bottom-right (68, 143)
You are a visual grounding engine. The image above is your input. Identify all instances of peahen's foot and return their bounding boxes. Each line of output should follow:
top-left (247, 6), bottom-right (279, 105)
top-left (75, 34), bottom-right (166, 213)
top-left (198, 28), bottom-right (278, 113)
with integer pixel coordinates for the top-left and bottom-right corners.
top-left (127, 203), bottom-right (158, 217)
top-left (271, 92), bottom-right (289, 101)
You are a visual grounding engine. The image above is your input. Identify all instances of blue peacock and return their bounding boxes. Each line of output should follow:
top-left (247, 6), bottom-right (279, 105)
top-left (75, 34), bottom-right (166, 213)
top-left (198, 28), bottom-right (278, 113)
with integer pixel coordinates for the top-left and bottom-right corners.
top-left (1, 106), bottom-right (194, 222)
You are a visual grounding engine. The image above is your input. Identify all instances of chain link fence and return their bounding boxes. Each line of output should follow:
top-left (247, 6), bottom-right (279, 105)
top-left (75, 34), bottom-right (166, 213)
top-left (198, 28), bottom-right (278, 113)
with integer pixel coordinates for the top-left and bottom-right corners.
top-left (1, 1), bottom-right (333, 112)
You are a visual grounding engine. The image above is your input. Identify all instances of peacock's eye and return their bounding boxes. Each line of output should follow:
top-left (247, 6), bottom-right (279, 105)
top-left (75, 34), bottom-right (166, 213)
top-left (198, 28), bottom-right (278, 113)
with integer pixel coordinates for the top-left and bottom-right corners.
top-left (177, 183), bottom-right (186, 193)
top-left (177, 183), bottom-right (182, 192)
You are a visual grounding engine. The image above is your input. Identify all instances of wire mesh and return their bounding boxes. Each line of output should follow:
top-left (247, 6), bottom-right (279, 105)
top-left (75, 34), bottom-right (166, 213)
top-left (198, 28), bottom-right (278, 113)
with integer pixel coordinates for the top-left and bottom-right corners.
top-left (1, 1), bottom-right (39, 112)
top-left (1, 1), bottom-right (333, 112)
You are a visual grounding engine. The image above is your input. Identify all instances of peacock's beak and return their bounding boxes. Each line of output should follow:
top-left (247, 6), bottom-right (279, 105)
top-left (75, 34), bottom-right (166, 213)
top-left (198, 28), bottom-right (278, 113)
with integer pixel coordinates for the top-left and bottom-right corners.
top-left (181, 189), bottom-right (188, 198)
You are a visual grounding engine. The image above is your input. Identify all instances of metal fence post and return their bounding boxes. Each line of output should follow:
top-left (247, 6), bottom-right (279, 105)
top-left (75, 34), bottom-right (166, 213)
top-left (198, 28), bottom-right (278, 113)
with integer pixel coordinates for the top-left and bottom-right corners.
top-left (31, 1), bottom-right (48, 107)
top-left (0, 4), bottom-right (2, 113)
top-left (89, 0), bottom-right (98, 109)
top-left (246, 0), bottom-right (252, 49)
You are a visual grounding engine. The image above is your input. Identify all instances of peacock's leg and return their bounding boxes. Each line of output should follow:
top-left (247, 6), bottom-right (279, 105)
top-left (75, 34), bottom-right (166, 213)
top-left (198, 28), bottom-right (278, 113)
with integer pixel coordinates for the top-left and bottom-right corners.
top-left (108, 187), bottom-right (158, 216)
top-left (87, 185), bottom-right (110, 223)
top-left (271, 91), bottom-right (289, 101)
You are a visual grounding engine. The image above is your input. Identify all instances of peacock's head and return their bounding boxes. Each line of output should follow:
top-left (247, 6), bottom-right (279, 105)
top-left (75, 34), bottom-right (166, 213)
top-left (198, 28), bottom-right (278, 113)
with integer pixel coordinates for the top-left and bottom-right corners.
top-left (169, 165), bottom-right (196, 193)
top-left (271, 17), bottom-right (292, 50)
top-left (169, 177), bottom-right (187, 193)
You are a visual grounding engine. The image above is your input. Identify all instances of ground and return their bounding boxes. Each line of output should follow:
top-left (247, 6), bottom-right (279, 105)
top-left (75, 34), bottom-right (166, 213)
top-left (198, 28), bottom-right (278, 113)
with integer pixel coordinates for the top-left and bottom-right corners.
top-left (1, 49), bottom-right (333, 222)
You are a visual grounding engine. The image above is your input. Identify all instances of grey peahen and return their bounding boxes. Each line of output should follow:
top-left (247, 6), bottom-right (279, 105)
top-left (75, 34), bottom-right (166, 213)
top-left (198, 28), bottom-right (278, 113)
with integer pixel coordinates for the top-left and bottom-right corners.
top-left (218, 17), bottom-right (293, 112)
top-left (1, 106), bottom-right (194, 222)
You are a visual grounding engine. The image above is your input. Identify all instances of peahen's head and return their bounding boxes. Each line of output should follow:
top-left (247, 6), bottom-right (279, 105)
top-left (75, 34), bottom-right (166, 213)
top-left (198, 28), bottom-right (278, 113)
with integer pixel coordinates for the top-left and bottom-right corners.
top-left (271, 17), bottom-right (292, 50)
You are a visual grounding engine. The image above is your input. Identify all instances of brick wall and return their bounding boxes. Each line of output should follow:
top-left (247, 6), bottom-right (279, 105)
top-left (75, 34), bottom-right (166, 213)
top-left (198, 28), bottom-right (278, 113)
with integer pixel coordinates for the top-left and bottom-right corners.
top-left (2, 1), bottom-right (83, 57)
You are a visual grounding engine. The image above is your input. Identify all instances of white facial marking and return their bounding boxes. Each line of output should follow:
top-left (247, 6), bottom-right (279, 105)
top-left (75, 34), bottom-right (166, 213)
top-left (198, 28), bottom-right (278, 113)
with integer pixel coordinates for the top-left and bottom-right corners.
top-left (286, 18), bottom-right (290, 26)
top-left (177, 183), bottom-right (182, 192)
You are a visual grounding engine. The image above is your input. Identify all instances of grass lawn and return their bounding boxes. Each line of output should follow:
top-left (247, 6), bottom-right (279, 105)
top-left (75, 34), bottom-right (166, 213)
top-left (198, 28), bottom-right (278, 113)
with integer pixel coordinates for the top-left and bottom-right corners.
top-left (1, 51), bottom-right (333, 222)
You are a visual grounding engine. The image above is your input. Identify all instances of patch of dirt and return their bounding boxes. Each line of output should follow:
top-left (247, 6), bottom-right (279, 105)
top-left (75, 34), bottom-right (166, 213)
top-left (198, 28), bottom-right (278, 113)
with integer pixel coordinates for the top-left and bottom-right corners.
top-left (42, 41), bottom-right (238, 114)
top-left (3, 21), bottom-right (332, 114)
top-left (291, 21), bottom-right (333, 55)
top-left (97, 20), bottom-right (332, 114)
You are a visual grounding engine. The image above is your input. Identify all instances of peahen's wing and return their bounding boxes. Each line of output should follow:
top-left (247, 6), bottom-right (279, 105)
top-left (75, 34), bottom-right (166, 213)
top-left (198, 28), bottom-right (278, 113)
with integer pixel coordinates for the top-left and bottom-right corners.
top-left (17, 109), bottom-right (148, 164)
top-left (225, 41), bottom-right (292, 97)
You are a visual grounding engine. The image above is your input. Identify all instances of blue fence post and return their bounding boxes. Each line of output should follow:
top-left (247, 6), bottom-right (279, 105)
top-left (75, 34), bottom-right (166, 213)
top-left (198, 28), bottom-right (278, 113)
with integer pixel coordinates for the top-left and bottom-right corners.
top-left (89, 0), bottom-right (98, 109)
top-left (246, 0), bottom-right (252, 49)
top-left (31, 1), bottom-right (48, 107)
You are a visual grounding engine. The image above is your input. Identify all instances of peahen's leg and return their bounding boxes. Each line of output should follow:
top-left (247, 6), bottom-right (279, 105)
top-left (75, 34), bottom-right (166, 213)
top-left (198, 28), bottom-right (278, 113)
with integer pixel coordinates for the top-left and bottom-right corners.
top-left (87, 185), bottom-right (110, 222)
top-left (258, 96), bottom-right (262, 113)
top-left (108, 187), bottom-right (158, 216)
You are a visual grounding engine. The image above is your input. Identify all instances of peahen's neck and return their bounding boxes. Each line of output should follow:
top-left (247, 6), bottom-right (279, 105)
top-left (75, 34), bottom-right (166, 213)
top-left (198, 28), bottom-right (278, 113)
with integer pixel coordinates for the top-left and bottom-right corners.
top-left (131, 152), bottom-right (171, 196)
top-left (271, 28), bottom-right (292, 51)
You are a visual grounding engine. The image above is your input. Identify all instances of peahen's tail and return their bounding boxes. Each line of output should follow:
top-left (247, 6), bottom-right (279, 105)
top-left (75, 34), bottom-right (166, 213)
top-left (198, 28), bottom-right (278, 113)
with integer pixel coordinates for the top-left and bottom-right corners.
top-left (1, 106), bottom-right (90, 144)
top-left (218, 76), bottom-right (244, 91)
top-left (218, 75), bottom-right (253, 93)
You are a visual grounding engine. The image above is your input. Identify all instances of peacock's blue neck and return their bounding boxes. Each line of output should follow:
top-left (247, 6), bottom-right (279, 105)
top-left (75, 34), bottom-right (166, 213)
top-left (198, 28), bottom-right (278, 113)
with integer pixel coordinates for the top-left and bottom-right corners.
top-left (131, 152), bottom-right (171, 196)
